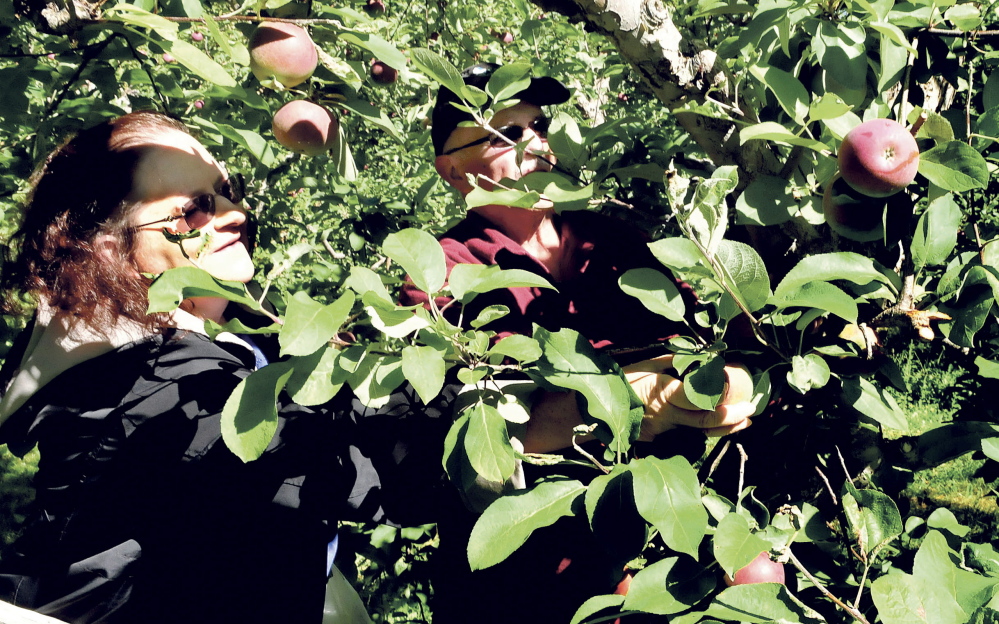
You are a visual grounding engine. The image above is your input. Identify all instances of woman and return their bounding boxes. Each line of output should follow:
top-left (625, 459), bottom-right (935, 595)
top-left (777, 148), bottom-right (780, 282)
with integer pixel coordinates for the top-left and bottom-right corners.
top-left (0, 111), bottom-right (455, 624)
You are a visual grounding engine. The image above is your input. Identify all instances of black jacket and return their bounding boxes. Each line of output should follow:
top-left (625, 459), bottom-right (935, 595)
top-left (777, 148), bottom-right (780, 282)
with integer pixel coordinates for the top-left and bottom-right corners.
top-left (0, 330), bottom-right (453, 623)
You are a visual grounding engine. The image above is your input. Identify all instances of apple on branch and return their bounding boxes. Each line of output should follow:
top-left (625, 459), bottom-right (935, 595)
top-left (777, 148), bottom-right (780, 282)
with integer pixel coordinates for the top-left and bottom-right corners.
top-left (370, 59), bottom-right (398, 84)
top-left (724, 551), bottom-right (786, 586)
top-left (248, 22), bottom-right (318, 89)
top-left (837, 118), bottom-right (919, 198)
top-left (272, 100), bottom-right (339, 156)
top-left (823, 175), bottom-right (914, 243)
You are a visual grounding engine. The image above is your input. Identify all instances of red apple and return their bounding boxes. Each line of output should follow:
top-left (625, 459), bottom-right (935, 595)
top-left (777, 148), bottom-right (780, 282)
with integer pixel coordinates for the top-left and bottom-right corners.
top-left (190, 30), bottom-right (204, 42)
top-left (823, 175), bottom-right (914, 243)
top-left (162, 53), bottom-right (175, 63)
top-left (370, 60), bottom-right (398, 84)
top-left (272, 100), bottom-right (339, 156)
top-left (837, 118), bottom-right (919, 198)
top-left (248, 22), bottom-right (318, 89)
top-left (366, 0), bottom-right (386, 12)
top-left (724, 552), bottom-right (785, 586)
top-left (500, 32), bottom-right (514, 43)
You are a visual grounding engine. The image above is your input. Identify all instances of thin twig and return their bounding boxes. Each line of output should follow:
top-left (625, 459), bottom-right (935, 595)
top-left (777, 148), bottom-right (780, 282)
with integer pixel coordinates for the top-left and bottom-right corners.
top-left (814, 466), bottom-right (838, 505)
top-left (706, 439), bottom-right (731, 483)
top-left (784, 547), bottom-right (873, 624)
top-left (836, 445), bottom-right (853, 484)
top-left (736, 442), bottom-right (748, 499)
top-left (573, 426), bottom-right (610, 474)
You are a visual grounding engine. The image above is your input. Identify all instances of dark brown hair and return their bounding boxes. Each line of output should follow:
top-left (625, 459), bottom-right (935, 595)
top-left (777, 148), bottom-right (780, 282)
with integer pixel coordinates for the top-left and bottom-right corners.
top-left (1, 111), bottom-right (191, 331)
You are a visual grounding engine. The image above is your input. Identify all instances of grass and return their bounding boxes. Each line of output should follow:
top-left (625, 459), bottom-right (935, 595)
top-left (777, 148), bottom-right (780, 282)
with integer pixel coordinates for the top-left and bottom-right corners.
top-left (887, 343), bottom-right (999, 540)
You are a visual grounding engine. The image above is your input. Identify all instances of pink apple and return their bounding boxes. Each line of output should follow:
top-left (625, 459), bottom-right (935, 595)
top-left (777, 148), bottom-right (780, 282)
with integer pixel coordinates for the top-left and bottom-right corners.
top-left (837, 119), bottom-right (919, 198)
top-left (272, 100), bottom-right (339, 156)
top-left (248, 22), bottom-right (318, 89)
top-left (724, 552), bottom-right (786, 586)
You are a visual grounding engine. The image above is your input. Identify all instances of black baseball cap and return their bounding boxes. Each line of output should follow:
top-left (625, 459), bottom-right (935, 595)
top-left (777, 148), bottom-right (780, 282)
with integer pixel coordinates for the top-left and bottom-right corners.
top-left (431, 63), bottom-right (570, 156)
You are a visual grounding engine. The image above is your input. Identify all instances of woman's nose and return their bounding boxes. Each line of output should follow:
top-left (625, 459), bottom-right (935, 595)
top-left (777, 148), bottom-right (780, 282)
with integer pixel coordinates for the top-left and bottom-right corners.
top-left (213, 196), bottom-right (248, 229)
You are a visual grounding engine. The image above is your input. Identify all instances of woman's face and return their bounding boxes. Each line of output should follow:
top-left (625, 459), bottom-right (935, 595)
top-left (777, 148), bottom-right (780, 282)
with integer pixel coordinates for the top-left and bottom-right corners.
top-left (128, 129), bottom-right (255, 287)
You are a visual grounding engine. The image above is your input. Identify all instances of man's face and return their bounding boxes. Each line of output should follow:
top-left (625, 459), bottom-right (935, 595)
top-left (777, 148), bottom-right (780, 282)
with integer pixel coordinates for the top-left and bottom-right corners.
top-left (434, 102), bottom-right (553, 196)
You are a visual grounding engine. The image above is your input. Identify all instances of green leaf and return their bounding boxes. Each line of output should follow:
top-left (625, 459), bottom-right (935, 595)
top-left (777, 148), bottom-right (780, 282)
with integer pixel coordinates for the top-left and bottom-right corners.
top-left (911, 194), bottom-right (962, 273)
top-left (749, 64), bottom-right (809, 124)
top-left (531, 326), bottom-right (637, 454)
top-left (401, 345), bottom-right (446, 404)
top-left (448, 263), bottom-right (555, 303)
top-left (631, 456), bottom-right (708, 559)
top-left (340, 98), bottom-right (404, 142)
top-left (770, 281), bottom-right (858, 323)
top-left (338, 31), bottom-right (406, 70)
top-left (220, 362), bottom-right (294, 462)
top-left (279, 291), bottom-right (353, 357)
top-left (841, 481), bottom-right (903, 559)
top-left (286, 347), bottom-right (345, 406)
top-left (735, 175), bottom-right (799, 226)
top-left (814, 21), bottom-right (868, 97)
top-left (465, 186), bottom-right (542, 209)
top-left (774, 252), bottom-right (890, 299)
top-left (106, 4), bottom-right (179, 38)
top-left (348, 354), bottom-right (405, 409)
top-left (919, 141), bottom-right (989, 192)
top-left (409, 48), bottom-right (466, 97)
top-left (569, 595), bottom-right (625, 624)
top-left (841, 376), bottom-right (908, 430)
top-left (944, 3), bottom-right (982, 30)
top-left (518, 172), bottom-right (595, 211)
top-left (808, 93), bottom-right (853, 122)
top-left (344, 266), bottom-right (393, 306)
top-left (648, 237), bottom-right (712, 277)
top-left (624, 557), bottom-right (716, 615)
top-left (868, 21), bottom-right (918, 53)
top-left (147, 266), bottom-right (260, 313)
top-left (485, 62), bottom-right (532, 102)
top-left (684, 356), bottom-right (726, 410)
top-left (203, 14), bottom-right (249, 65)
top-left (740, 122), bottom-right (831, 151)
top-left (706, 584), bottom-right (824, 623)
top-left (464, 403), bottom-right (517, 484)
top-left (157, 38), bottom-right (238, 87)
top-left (548, 113), bottom-right (587, 173)
top-left (468, 477), bottom-right (585, 570)
top-left (914, 530), bottom-right (998, 614)
top-left (716, 240), bottom-right (771, 313)
top-left (489, 334), bottom-right (542, 363)
top-left (872, 570), bottom-right (967, 624)
top-left (366, 305), bottom-right (431, 339)
top-left (688, 166), bottom-right (738, 254)
top-left (383, 228), bottom-right (446, 294)
top-left (713, 512), bottom-right (771, 578)
top-left (787, 353), bottom-right (831, 393)
top-left (619, 268), bottom-right (686, 323)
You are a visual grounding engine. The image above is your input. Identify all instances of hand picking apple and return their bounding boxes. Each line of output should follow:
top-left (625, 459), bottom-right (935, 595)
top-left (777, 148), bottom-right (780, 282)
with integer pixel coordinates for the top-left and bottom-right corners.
top-left (624, 354), bottom-right (756, 439)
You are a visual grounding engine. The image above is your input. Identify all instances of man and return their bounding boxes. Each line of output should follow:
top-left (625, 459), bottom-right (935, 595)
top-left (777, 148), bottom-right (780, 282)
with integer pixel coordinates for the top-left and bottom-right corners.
top-left (402, 64), bottom-right (754, 623)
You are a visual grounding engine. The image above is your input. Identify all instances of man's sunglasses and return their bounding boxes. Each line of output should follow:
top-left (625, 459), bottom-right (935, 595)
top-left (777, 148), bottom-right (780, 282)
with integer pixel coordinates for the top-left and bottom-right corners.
top-left (135, 173), bottom-right (246, 231)
top-left (441, 116), bottom-right (550, 156)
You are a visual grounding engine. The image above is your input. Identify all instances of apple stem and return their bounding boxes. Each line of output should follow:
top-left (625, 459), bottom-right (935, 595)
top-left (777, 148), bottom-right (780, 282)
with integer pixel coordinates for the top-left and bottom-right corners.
top-left (736, 443), bottom-right (747, 500)
top-left (909, 113), bottom-right (926, 136)
top-left (785, 547), bottom-right (873, 624)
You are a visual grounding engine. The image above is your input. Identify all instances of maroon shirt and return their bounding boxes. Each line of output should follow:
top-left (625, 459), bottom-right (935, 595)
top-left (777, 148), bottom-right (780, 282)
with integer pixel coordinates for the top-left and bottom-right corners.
top-left (399, 210), bottom-right (694, 352)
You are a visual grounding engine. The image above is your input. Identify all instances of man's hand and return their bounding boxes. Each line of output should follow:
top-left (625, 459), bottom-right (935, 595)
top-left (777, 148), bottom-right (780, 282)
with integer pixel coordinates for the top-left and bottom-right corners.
top-left (624, 354), bottom-right (756, 440)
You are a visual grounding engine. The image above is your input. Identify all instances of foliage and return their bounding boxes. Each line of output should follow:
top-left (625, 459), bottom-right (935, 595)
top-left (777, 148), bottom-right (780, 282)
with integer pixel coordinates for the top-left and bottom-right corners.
top-left (5, 0), bottom-right (999, 622)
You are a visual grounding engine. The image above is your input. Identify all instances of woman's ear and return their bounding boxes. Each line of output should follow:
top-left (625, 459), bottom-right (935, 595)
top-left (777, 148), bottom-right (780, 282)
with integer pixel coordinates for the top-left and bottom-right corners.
top-left (93, 233), bottom-right (141, 278)
top-left (434, 154), bottom-right (472, 195)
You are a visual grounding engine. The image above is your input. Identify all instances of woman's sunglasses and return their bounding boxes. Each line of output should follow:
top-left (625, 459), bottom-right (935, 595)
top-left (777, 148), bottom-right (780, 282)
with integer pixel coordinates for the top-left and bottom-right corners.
top-left (441, 116), bottom-right (550, 156)
top-left (135, 173), bottom-right (246, 231)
